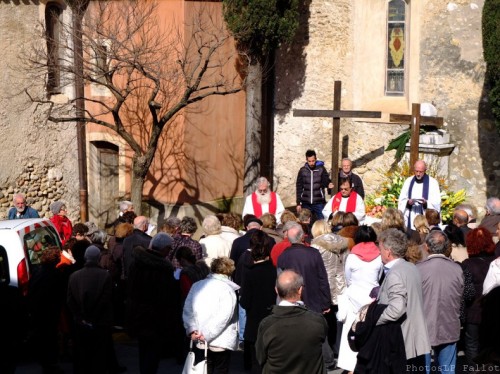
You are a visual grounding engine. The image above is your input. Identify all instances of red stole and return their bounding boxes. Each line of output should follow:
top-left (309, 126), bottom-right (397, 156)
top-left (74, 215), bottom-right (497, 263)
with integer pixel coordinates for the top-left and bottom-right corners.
top-left (332, 191), bottom-right (358, 213)
top-left (252, 192), bottom-right (277, 217)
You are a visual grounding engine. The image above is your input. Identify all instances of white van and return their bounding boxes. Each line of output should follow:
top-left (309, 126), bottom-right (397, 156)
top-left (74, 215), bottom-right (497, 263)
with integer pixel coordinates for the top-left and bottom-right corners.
top-left (0, 218), bottom-right (62, 295)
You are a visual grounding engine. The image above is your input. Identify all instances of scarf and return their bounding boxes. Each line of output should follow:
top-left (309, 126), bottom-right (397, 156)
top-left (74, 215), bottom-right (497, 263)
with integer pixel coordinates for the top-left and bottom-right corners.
top-left (407, 174), bottom-right (430, 229)
top-left (251, 191), bottom-right (277, 217)
top-left (332, 191), bottom-right (358, 213)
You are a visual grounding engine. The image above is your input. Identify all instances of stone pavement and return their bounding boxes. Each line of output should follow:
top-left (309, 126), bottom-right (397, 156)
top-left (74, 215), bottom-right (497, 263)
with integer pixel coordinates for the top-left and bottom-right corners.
top-left (16, 332), bottom-right (345, 374)
top-left (15, 332), bottom-right (476, 374)
top-left (16, 332), bottom-right (477, 374)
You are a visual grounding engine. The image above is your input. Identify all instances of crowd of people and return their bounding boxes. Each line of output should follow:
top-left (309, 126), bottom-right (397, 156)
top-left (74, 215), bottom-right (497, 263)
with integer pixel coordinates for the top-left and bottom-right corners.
top-left (2, 152), bottom-right (500, 374)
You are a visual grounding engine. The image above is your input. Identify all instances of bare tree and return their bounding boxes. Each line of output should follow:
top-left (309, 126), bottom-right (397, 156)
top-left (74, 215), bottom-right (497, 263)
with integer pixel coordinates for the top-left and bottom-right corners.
top-left (23, 1), bottom-right (242, 214)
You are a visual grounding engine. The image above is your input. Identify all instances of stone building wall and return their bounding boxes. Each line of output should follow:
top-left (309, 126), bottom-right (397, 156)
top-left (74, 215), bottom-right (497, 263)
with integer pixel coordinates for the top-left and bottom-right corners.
top-left (273, 0), bottom-right (499, 217)
top-left (418, 0), bottom-right (500, 207)
top-left (0, 163), bottom-right (70, 220)
top-left (273, 0), bottom-right (354, 204)
top-left (0, 2), bottom-right (80, 221)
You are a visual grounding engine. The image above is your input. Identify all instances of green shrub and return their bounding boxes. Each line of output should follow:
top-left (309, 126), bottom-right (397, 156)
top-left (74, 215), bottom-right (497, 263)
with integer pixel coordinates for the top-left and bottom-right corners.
top-left (483, 0), bottom-right (500, 134)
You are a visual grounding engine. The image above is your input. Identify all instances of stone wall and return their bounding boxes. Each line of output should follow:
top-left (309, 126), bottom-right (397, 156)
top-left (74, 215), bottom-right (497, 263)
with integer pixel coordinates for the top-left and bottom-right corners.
top-left (273, 0), bottom-right (354, 205)
top-left (418, 0), bottom-right (500, 210)
top-left (0, 163), bottom-right (71, 220)
top-left (0, 2), bottom-right (80, 222)
top-left (273, 0), bottom-right (499, 217)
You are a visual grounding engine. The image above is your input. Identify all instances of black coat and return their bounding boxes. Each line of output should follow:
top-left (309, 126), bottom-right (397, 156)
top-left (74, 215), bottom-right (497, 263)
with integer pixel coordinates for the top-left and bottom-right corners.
top-left (126, 247), bottom-right (182, 339)
top-left (29, 262), bottom-right (65, 328)
top-left (67, 263), bottom-right (113, 328)
top-left (479, 286), bottom-right (500, 361)
top-left (239, 260), bottom-right (277, 342)
top-left (230, 229), bottom-right (260, 266)
top-left (461, 254), bottom-right (495, 324)
top-left (230, 229), bottom-right (275, 266)
top-left (122, 229), bottom-right (151, 279)
top-left (296, 162), bottom-right (331, 205)
top-left (354, 302), bottom-right (406, 374)
top-left (277, 243), bottom-right (331, 313)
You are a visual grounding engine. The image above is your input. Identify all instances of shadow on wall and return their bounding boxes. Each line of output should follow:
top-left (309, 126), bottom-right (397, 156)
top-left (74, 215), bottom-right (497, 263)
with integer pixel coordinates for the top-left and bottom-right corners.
top-left (274, 0), bottom-right (311, 118)
top-left (477, 84), bottom-right (500, 198)
top-left (144, 126), bottom-right (243, 226)
top-left (479, 3), bottom-right (500, 198)
top-left (271, 0), bottom-right (312, 194)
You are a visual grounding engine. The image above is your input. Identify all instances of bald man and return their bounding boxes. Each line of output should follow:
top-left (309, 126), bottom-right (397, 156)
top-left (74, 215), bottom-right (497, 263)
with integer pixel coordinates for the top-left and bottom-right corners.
top-left (453, 209), bottom-right (471, 238)
top-left (398, 160), bottom-right (441, 231)
top-left (256, 270), bottom-right (328, 374)
top-left (122, 216), bottom-right (152, 279)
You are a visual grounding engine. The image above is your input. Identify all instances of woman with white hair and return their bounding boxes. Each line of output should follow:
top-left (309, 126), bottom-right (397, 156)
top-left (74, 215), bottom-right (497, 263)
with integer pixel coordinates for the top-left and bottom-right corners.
top-left (183, 257), bottom-right (239, 373)
top-left (199, 215), bottom-right (232, 266)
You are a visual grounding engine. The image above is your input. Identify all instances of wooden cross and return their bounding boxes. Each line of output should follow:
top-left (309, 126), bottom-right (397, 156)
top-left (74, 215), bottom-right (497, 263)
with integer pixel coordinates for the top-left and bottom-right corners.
top-left (293, 80), bottom-right (382, 193)
top-left (390, 103), bottom-right (444, 170)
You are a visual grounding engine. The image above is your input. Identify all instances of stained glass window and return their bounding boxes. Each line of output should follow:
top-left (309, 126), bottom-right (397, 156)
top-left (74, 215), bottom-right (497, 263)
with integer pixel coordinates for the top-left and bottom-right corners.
top-left (386, 0), bottom-right (406, 96)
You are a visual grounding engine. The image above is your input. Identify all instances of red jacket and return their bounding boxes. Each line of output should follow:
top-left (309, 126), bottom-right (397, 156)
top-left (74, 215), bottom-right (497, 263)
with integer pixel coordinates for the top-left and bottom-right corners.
top-left (50, 215), bottom-right (73, 246)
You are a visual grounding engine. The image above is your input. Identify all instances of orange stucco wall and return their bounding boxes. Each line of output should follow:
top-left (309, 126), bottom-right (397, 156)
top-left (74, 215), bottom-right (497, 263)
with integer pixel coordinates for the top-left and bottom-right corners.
top-left (86, 0), bottom-right (245, 206)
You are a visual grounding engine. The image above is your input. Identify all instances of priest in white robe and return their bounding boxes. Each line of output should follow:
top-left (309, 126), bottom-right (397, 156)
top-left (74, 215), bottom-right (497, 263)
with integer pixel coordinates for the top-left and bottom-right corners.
top-left (242, 177), bottom-right (285, 224)
top-left (398, 160), bottom-right (441, 230)
top-left (323, 177), bottom-right (366, 223)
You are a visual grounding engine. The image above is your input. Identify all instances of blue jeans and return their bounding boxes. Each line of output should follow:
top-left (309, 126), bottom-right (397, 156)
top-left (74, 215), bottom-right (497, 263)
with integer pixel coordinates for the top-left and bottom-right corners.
top-left (425, 343), bottom-right (457, 374)
top-left (301, 202), bottom-right (325, 223)
top-left (238, 303), bottom-right (246, 342)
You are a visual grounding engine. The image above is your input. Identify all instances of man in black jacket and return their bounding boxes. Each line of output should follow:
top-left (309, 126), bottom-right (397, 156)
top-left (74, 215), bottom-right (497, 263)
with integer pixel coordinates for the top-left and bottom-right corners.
top-left (122, 215), bottom-right (152, 280)
top-left (338, 158), bottom-right (365, 199)
top-left (296, 149), bottom-right (333, 222)
top-left (67, 246), bottom-right (115, 374)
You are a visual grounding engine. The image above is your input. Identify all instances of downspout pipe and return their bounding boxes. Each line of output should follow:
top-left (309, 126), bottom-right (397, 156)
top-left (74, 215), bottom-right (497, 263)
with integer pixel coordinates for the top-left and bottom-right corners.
top-left (69, 0), bottom-right (90, 221)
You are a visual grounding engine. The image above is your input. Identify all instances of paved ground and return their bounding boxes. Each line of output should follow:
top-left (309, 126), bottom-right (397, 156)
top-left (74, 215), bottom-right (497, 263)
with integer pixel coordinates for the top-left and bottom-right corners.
top-left (16, 332), bottom-right (345, 374)
top-left (16, 332), bottom-right (476, 374)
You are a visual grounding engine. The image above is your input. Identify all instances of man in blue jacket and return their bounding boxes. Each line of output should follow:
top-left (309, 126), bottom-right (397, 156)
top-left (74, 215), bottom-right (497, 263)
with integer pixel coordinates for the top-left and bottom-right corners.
top-left (296, 149), bottom-right (333, 222)
top-left (8, 193), bottom-right (39, 219)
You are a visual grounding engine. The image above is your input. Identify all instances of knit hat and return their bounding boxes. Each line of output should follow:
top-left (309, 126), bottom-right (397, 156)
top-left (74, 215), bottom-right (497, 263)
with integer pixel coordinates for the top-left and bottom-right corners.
top-left (50, 201), bottom-right (65, 215)
top-left (84, 245), bottom-right (101, 264)
top-left (149, 232), bottom-right (173, 253)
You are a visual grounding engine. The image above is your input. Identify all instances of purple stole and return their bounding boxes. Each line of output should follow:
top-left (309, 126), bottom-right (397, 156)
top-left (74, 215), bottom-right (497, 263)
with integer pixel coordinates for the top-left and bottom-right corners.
top-left (407, 174), bottom-right (429, 229)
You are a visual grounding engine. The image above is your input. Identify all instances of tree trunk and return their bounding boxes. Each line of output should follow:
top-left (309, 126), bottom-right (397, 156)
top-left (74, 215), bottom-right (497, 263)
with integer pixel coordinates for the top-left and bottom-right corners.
top-left (243, 61), bottom-right (263, 195)
top-left (130, 155), bottom-right (148, 216)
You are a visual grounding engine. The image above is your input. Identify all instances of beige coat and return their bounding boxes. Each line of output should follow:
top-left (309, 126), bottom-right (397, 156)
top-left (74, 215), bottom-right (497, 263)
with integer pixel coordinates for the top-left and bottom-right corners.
top-left (311, 233), bottom-right (349, 305)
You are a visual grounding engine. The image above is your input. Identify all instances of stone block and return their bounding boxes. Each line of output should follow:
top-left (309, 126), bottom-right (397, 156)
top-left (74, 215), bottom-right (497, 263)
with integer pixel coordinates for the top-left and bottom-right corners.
top-left (419, 130), bottom-right (450, 144)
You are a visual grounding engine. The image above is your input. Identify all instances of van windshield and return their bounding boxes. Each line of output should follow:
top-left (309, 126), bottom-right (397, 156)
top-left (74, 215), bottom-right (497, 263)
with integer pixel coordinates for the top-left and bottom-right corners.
top-left (23, 227), bottom-right (61, 266)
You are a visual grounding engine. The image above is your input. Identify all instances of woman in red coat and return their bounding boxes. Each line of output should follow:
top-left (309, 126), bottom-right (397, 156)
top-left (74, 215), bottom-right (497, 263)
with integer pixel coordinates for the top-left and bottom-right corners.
top-left (50, 201), bottom-right (73, 246)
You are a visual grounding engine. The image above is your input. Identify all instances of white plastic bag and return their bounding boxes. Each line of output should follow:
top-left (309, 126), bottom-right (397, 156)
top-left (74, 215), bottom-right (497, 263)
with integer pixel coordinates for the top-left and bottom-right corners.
top-left (182, 340), bottom-right (207, 374)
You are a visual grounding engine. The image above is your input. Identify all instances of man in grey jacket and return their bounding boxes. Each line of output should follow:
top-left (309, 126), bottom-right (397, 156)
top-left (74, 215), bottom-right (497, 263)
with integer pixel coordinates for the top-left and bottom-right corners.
top-left (377, 229), bottom-right (430, 373)
top-left (416, 230), bottom-right (464, 373)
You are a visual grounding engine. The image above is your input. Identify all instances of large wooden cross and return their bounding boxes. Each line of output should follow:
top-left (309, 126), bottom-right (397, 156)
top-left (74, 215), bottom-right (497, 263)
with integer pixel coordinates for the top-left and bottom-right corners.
top-left (390, 103), bottom-right (444, 170)
top-left (293, 80), bottom-right (381, 193)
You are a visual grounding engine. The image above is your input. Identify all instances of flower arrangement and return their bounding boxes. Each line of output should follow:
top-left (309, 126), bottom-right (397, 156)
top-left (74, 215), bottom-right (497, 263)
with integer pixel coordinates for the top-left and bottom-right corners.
top-left (365, 161), bottom-right (466, 223)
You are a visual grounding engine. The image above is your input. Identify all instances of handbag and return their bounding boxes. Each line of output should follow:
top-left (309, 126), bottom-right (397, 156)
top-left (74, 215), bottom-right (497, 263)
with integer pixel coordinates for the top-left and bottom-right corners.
top-left (182, 340), bottom-right (207, 374)
top-left (347, 303), bottom-right (372, 352)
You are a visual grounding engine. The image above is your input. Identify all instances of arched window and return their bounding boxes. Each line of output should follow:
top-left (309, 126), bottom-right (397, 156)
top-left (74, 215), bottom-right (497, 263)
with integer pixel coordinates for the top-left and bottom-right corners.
top-left (386, 0), bottom-right (407, 96)
top-left (45, 3), bottom-right (62, 94)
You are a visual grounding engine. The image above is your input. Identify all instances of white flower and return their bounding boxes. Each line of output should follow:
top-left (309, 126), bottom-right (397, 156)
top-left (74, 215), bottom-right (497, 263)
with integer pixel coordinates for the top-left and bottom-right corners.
top-left (374, 197), bottom-right (382, 205)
